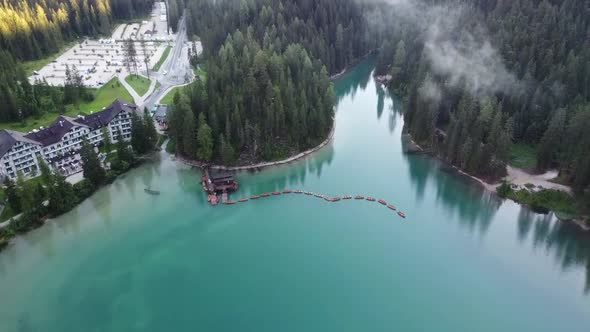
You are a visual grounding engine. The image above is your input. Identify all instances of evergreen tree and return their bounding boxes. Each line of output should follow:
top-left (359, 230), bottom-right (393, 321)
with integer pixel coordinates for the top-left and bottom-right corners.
top-left (537, 109), bottom-right (566, 170)
top-left (143, 108), bottom-right (158, 150)
top-left (80, 140), bottom-right (106, 187)
top-left (47, 172), bottom-right (76, 216)
top-left (102, 127), bottom-right (113, 153)
top-left (4, 177), bottom-right (21, 213)
top-left (130, 112), bottom-right (146, 154)
top-left (182, 111), bottom-right (198, 159)
top-left (196, 113), bottom-right (214, 161)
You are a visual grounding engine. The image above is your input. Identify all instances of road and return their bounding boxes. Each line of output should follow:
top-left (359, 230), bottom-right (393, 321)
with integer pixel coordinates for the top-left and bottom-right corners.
top-left (142, 14), bottom-right (194, 111)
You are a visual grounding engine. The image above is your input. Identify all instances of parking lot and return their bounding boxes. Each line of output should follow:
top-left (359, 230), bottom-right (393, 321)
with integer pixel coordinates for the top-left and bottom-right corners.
top-left (30, 2), bottom-right (173, 88)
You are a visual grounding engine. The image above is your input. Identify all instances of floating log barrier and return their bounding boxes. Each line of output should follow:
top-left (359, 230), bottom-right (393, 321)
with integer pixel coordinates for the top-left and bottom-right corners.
top-left (224, 190), bottom-right (408, 219)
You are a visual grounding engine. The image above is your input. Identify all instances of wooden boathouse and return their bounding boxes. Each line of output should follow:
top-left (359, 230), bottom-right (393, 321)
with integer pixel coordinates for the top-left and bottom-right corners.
top-left (202, 168), bottom-right (238, 205)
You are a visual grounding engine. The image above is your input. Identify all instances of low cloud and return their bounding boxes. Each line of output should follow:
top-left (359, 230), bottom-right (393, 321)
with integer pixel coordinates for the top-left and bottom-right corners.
top-left (360, 0), bottom-right (520, 97)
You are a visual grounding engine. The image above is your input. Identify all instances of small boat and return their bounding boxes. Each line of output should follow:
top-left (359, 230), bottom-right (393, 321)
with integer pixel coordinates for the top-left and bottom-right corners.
top-left (238, 198), bottom-right (249, 202)
top-left (282, 189), bottom-right (292, 194)
top-left (224, 200), bottom-right (236, 205)
top-left (378, 199), bottom-right (387, 205)
top-left (314, 193), bottom-right (323, 198)
top-left (354, 195), bottom-right (365, 200)
top-left (343, 195), bottom-right (352, 200)
top-left (332, 197), bottom-right (341, 202)
top-left (144, 188), bottom-right (160, 195)
top-left (366, 197), bottom-right (375, 201)
top-left (250, 195), bottom-right (261, 200)
top-left (294, 190), bottom-right (303, 194)
top-left (304, 191), bottom-right (313, 195)
top-left (272, 191), bottom-right (281, 195)
top-left (387, 204), bottom-right (397, 211)
top-left (260, 193), bottom-right (271, 197)
top-left (397, 211), bottom-right (406, 218)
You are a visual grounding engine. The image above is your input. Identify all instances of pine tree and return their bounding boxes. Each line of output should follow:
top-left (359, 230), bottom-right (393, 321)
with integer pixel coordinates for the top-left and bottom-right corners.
top-left (139, 36), bottom-right (151, 79)
top-left (143, 108), bottom-right (158, 150)
top-left (48, 172), bottom-right (76, 216)
top-left (80, 140), bottom-right (106, 187)
top-left (182, 111), bottom-right (198, 159)
top-left (4, 177), bottom-right (21, 213)
top-left (196, 113), bottom-right (213, 161)
top-left (102, 127), bottom-right (112, 153)
top-left (130, 112), bottom-right (146, 154)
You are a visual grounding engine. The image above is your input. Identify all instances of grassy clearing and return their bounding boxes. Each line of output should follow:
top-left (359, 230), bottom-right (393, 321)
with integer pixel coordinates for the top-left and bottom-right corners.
top-left (509, 143), bottom-right (537, 169)
top-left (0, 77), bottom-right (133, 132)
top-left (22, 40), bottom-right (81, 76)
top-left (497, 182), bottom-right (580, 216)
top-left (160, 86), bottom-right (183, 105)
top-left (194, 64), bottom-right (207, 80)
top-left (68, 77), bottom-right (134, 114)
top-left (153, 46), bottom-right (172, 71)
top-left (125, 74), bottom-right (151, 96)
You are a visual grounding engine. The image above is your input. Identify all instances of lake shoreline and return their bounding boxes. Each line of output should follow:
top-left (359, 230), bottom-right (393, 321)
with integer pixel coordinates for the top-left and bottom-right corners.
top-left (175, 121), bottom-right (336, 172)
top-left (404, 133), bottom-right (589, 231)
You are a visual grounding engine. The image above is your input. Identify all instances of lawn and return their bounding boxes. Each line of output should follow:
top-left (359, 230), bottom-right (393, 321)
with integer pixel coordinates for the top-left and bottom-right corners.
top-left (160, 86), bottom-right (183, 105)
top-left (509, 143), bottom-right (537, 169)
top-left (153, 46), bottom-right (172, 71)
top-left (67, 77), bottom-right (134, 114)
top-left (125, 74), bottom-right (152, 96)
top-left (0, 77), bottom-right (133, 132)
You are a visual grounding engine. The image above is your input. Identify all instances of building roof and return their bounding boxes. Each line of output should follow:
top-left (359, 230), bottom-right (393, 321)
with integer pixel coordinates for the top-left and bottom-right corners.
top-left (75, 99), bottom-right (137, 130)
top-left (0, 99), bottom-right (136, 157)
top-left (0, 130), bottom-right (42, 158)
top-left (25, 116), bottom-right (77, 146)
top-left (155, 105), bottom-right (168, 119)
top-left (24, 99), bottom-right (137, 146)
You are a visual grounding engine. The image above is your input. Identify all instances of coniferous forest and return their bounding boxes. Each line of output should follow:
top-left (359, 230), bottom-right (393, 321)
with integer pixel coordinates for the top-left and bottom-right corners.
top-left (368, 0), bottom-right (590, 195)
top-left (0, 0), bottom-right (154, 60)
top-left (169, 0), bottom-right (372, 164)
top-left (1, 0), bottom-right (589, 195)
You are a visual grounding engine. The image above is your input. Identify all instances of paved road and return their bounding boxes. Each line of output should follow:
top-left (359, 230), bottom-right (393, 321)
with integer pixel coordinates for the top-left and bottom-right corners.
top-left (142, 14), bottom-right (194, 112)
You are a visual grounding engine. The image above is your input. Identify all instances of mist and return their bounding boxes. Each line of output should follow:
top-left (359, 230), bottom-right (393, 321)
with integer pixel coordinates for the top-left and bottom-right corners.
top-left (360, 0), bottom-right (520, 98)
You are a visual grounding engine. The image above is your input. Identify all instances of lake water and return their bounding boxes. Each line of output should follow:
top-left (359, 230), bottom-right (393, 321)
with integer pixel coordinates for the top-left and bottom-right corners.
top-left (0, 59), bottom-right (589, 331)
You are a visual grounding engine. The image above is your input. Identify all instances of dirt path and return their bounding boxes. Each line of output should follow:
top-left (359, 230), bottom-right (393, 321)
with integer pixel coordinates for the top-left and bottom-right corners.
top-left (503, 166), bottom-right (571, 192)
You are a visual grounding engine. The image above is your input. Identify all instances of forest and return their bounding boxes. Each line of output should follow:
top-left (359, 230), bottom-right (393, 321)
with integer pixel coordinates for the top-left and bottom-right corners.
top-left (369, 0), bottom-right (590, 195)
top-left (184, 0), bottom-right (372, 75)
top-left (0, 0), bottom-right (154, 60)
top-left (168, 0), bottom-right (371, 164)
top-left (169, 34), bottom-right (334, 163)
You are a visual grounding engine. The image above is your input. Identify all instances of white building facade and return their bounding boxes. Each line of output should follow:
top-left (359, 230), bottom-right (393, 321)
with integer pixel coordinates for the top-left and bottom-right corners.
top-left (0, 99), bottom-right (136, 180)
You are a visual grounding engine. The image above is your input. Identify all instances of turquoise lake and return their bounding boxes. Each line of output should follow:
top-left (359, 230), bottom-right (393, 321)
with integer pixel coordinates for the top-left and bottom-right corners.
top-left (0, 59), bottom-right (588, 331)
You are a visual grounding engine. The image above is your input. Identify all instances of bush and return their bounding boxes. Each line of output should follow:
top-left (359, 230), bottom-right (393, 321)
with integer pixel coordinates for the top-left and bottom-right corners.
top-left (496, 181), bottom-right (513, 198)
top-left (73, 179), bottom-right (95, 203)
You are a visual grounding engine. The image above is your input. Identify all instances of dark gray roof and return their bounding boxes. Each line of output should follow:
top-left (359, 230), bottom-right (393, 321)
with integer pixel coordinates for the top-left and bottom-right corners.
top-left (155, 105), bottom-right (168, 118)
top-left (0, 130), bottom-right (16, 158)
top-left (0, 130), bottom-right (42, 158)
top-left (23, 99), bottom-right (136, 146)
top-left (25, 116), bottom-right (78, 146)
top-left (76, 99), bottom-right (137, 130)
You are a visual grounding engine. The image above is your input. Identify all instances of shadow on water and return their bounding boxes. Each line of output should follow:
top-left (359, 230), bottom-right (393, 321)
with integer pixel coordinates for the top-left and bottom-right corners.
top-left (404, 140), bottom-right (590, 293)
top-left (232, 142), bottom-right (335, 196)
top-left (334, 58), bottom-right (375, 105)
top-left (516, 210), bottom-right (590, 293)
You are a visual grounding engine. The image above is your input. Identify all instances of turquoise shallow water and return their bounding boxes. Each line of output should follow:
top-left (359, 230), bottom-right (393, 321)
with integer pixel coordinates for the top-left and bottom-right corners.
top-left (0, 59), bottom-right (589, 331)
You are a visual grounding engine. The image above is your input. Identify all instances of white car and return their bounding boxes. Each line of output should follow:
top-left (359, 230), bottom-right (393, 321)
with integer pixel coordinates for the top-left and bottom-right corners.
top-left (163, 70), bottom-right (168, 75)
